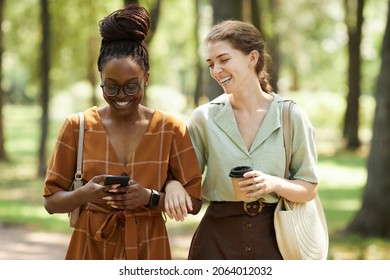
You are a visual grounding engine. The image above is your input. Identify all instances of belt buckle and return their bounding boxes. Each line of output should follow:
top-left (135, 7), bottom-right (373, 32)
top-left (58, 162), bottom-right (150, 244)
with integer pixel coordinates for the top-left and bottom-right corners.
top-left (243, 199), bottom-right (263, 216)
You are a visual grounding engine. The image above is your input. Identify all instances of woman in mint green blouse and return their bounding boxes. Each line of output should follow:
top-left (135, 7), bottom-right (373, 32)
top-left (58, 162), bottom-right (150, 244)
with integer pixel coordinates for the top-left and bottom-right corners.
top-left (186, 20), bottom-right (319, 260)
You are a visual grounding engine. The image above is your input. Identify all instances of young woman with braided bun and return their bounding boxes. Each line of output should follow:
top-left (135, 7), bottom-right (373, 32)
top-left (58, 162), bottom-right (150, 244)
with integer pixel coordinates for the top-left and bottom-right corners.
top-left (186, 20), bottom-right (319, 259)
top-left (43, 4), bottom-right (201, 260)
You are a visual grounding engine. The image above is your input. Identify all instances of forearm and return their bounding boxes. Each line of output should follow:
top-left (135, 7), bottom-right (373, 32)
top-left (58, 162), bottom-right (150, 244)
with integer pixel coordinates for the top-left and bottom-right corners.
top-left (273, 176), bottom-right (318, 202)
top-left (44, 188), bottom-right (87, 214)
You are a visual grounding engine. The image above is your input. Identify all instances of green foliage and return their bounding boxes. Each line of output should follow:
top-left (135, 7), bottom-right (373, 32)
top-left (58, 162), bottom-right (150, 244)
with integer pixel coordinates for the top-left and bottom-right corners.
top-left (3, 1), bottom-right (41, 103)
top-left (0, 200), bottom-right (72, 233)
top-left (284, 89), bottom-right (375, 150)
top-left (149, 0), bottom-right (199, 96)
top-left (3, 0), bottom-right (123, 103)
top-left (263, 0), bottom-right (387, 96)
top-left (2, 0), bottom-right (387, 109)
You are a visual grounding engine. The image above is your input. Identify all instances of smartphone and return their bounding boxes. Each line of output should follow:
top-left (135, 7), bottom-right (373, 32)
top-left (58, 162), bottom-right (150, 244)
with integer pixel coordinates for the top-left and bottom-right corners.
top-left (104, 176), bottom-right (129, 187)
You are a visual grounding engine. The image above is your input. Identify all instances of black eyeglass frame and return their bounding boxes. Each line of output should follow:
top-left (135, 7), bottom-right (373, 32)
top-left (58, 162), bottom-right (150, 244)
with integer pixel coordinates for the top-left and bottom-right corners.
top-left (100, 82), bottom-right (142, 97)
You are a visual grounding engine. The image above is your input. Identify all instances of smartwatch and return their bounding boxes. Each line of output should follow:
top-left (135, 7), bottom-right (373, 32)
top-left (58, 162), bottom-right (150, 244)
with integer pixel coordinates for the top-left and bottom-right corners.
top-left (146, 189), bottom-right (160, 209)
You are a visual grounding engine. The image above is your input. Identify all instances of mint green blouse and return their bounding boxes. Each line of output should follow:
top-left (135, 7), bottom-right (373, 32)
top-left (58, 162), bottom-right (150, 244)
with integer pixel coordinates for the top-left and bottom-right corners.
top-left (186, 93), bottom-right (319, 203)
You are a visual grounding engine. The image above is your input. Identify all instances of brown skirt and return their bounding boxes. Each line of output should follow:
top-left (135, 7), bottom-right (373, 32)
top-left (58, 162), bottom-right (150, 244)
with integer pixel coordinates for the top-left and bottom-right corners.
top-left (188, 200), bottom-right (283, 260)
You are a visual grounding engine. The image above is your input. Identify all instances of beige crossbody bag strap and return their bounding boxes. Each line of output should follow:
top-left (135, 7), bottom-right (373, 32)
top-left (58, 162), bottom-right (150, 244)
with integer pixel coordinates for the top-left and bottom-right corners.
top-left (75, 112), bottom-right (84, 183)
top-left (276, 100), bottom-right (303, 259)
top-left (69, 112), bottom-right (84, 227)
top-left (282, 100), bottom-right (295, 178)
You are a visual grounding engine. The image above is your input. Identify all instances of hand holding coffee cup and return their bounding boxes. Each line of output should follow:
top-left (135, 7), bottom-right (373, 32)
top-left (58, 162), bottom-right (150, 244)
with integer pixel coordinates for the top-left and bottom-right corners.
top-left (229, 166), bottom-right (256, 202)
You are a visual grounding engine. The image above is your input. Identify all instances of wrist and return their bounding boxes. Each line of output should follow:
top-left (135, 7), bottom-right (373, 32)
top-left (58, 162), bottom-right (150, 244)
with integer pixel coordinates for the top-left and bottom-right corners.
top-left (145, 189), bottom-right (160, 209)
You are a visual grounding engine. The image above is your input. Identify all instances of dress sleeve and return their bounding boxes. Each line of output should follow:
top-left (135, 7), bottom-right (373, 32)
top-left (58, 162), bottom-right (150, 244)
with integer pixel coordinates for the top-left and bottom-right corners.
top-left (168, 119), bottom-right (202, 200)
top-left (43, 114), bottom-right (79, 196)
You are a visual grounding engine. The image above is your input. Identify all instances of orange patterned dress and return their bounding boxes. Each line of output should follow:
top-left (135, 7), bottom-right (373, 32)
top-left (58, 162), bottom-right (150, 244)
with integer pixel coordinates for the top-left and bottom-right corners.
top-left (43, 106), bottom-right (202, 259)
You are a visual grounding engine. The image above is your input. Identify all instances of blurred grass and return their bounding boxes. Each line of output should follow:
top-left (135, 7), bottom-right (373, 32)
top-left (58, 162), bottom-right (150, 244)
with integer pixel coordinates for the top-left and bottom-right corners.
top-left (1, 100), bottom-right (389, 260)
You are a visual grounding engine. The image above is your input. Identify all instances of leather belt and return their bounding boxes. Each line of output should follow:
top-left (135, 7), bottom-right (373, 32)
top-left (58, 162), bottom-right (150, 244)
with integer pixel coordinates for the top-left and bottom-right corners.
top-left (243, 200), bottom-right (273, 216)
top-left (209, 200), bottom-right (276, 217)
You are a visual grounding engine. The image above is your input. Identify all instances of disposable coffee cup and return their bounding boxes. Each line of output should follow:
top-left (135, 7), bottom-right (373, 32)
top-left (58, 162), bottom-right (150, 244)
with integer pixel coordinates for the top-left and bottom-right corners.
top-left (229, 166), bottom-right (253, 202)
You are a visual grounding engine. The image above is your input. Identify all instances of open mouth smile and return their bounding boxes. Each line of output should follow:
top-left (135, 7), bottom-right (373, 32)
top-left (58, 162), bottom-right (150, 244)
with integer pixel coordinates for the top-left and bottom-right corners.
top-left (220, 76), bottom-right (232, 84)
top-left (115, 101), bottom-right (130, 106)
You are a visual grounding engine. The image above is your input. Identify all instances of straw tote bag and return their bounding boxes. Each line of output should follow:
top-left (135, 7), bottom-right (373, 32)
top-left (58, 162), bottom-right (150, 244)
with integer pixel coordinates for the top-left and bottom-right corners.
top-left (274, 101), bottom-right (329, 260)
top-left (68, 112), bottom-right (85, 227)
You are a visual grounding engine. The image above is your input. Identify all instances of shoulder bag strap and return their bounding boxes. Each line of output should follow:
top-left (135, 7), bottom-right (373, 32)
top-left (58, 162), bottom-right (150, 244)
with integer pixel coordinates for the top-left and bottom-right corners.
top-left (282, 101), bottom-right (295, 179)
top-left (74, 112), bottom-right (84, 183)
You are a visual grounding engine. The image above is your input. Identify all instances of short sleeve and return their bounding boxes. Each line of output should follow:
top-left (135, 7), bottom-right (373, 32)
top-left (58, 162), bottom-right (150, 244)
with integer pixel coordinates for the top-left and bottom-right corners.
top-left (289, 105), bottom-right (319, 183)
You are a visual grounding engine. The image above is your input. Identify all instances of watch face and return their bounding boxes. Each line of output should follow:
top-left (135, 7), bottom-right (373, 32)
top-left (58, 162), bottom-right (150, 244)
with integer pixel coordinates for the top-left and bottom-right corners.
top-left (149, 190), bottom-right (160, 208)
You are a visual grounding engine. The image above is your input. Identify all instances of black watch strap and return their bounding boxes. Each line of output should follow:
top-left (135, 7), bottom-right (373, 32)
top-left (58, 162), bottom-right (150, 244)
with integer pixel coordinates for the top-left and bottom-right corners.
top-left (146, 189), bottom-right (160, 209)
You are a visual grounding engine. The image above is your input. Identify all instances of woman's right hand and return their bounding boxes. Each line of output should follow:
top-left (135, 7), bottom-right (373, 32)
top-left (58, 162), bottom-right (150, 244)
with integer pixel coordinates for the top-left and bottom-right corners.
top-left (77, 175), bottom-right (115, 205)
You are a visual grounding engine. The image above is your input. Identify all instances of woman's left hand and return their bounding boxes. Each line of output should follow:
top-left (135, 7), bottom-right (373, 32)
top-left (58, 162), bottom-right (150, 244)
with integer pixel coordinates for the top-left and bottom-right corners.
top-left (164, 180), bottom-right (193, 221)
top-left (239, 170), bottom-right (274, 198)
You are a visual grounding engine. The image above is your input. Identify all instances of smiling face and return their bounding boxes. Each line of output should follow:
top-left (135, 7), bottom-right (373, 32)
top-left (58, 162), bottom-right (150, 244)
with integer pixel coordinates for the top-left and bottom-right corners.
top-left (206, 40), bottom-right (258, 95)
top-left (100, 57), bottom-right (148, 115)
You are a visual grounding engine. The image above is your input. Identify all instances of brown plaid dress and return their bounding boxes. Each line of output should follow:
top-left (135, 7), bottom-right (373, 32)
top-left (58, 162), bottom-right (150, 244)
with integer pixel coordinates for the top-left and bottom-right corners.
top-left (44, 107), bottom-right (202, 259)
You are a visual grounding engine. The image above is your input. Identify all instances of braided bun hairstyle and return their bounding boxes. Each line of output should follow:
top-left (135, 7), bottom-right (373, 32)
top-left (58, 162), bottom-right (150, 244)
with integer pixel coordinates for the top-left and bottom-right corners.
top-left (97, 4), bottom-right (151, 73)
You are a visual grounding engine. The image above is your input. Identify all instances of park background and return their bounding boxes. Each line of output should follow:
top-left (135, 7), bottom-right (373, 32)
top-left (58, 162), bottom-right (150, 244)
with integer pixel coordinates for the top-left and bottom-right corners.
top-left (0, 0), bottom-right (389, 260)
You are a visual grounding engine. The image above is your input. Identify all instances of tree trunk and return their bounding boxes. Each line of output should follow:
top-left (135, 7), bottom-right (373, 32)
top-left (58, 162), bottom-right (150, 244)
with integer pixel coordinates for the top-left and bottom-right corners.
top-left (251, 0), bottom-right (261, 29)
top-left (345, 0), bottom-right (390, 237)
top-left (88, 35), bottom-right (99, 106)
top-left (124, 0), bottom-right (138, 6)
top-left (0, 0), bottom-right (7, 161)
top-left (208, 0), bottom-right (243, 101)
top-left (146, 0), bottom-right (161, 43)
top-left (268, 0), bottom-right (280, 93)
top-left (343, 0), bottom-right (364, 150)
top-left (37, 0), bottom-right (50, 177)
top-left (193, 0), bottom-right (204, 107)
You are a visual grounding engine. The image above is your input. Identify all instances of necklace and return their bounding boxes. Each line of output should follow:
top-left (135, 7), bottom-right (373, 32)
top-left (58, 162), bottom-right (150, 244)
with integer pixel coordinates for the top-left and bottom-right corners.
top-left (104, 107), bottom-right (146, 147)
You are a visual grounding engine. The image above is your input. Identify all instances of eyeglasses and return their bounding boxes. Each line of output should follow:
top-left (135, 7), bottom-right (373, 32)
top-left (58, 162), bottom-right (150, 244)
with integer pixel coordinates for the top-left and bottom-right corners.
top-left (100, 82), bottom-right (141, 97)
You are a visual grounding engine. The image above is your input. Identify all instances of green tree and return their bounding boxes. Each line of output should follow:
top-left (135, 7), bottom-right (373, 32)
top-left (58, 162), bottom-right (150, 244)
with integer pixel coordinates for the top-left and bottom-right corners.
top-left (0, 0), bottom-right (7, 161)
top-left (37, 0), bottom-right (50, 177)
top-left (346, 0), bottom-right (390, 238)
top-left (193, 0), bottom-right (205, 106)
top-left (343, 0), bottom-right (365, 150)
top-left (245, 0), bottom-right (279, 93)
